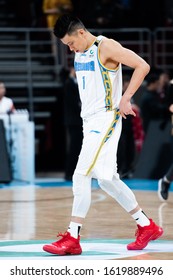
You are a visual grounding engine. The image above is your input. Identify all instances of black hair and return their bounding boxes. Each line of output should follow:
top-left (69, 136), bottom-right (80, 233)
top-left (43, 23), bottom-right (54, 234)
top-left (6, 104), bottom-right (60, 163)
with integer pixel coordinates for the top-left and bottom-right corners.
top-left (54, 14), bottom-right (86, 39)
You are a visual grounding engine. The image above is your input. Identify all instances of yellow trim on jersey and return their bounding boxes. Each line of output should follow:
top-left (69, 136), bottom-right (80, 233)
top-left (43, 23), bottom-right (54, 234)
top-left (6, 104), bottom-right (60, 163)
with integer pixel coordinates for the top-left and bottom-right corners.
top-left (97, 46), bottom-right (119, 111)
top-left (99, 65), bottom-right (113, 111)
top-left (84, 38), bottom-right (98, 52)
top-left (86, 109), bottom-right (120, 176)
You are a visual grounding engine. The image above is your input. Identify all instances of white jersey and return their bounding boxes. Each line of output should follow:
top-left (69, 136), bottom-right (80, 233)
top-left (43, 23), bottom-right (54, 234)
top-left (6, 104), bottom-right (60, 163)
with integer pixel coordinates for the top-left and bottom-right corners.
top-left (74, 35), bottom-right (122, 119)
top-left (0, 96), bottom-right (13, 114)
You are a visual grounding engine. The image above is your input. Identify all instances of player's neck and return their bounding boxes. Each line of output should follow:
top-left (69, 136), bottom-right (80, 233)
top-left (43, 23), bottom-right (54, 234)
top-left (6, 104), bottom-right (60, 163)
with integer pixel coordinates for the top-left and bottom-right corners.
top-left (85, 32), bottom-right (97, 49)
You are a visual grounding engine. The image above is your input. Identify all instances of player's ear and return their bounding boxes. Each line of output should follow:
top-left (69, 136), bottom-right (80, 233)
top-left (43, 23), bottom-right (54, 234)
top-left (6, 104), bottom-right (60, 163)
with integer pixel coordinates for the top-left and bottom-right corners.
top-left (78, 29), bottom-right (85, 36)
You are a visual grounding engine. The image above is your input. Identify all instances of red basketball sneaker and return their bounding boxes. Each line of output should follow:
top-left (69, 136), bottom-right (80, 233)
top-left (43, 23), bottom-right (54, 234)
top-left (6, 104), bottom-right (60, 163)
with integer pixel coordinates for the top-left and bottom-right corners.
top-left (43, 232), bottom-right (82, 255)
top-left (127, 219), bottom-right (163, 250)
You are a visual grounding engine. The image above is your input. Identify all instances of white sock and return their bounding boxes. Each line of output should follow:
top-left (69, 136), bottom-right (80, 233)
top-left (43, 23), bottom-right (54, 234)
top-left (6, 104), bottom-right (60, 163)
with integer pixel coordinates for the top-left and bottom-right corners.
top-left (67, 222), bottom-right (82, 239)
top-left (132, 209), bottom-right (150, 227)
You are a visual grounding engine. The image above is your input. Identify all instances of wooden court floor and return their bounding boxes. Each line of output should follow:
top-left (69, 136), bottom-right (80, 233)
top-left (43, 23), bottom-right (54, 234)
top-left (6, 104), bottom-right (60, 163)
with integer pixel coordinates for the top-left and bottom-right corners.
top-left (0, 183), bottom-right (173, 260)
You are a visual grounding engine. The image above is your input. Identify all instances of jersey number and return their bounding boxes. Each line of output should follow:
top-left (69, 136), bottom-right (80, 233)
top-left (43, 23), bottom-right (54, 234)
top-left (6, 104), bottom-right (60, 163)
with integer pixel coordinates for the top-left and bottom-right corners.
top-left (82, 76), bottom-right (85, 90)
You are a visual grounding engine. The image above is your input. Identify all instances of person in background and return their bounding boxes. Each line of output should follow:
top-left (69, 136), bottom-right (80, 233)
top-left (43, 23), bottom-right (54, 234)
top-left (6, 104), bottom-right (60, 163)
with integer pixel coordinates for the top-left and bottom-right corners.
top-left (158, 70), bottom-right (171, 102)
top-left (43, 0), bottom-right (73, 58)
top-left (140, 73), bottom-right (169, 134)
top-left (117, 75), bottom-right (136, 178)
top-left (158, 79), bottom-right (173, 201)
top-left (118, 75), bottom-right (144, 178)
top-left (43, 0), bottom-right (73, 29)
top-left (63, 66), bottom-right (83, 181)
top-left (0, 82), bottom-right (15, 114)
top-left (43, 14), bottom-right (163, 256)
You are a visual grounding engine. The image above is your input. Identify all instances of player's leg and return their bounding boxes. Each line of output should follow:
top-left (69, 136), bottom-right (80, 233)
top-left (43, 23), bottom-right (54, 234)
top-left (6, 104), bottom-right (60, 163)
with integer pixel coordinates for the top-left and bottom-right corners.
top-left (158, 163), bottom-right (173, 201)
top-left (98, 176), bottom-right (163, 250)
top-left (43, 173), bottom-right (91, 255)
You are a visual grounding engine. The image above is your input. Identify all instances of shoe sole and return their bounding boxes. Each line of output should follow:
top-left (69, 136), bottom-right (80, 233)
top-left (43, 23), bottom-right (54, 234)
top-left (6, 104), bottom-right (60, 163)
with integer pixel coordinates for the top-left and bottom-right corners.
top-left (43, 245), bottom-right (82, 255)
top-left (127, 227), bottom-right (164, 250)
top-left (158, 180), bottom-right (167, 202)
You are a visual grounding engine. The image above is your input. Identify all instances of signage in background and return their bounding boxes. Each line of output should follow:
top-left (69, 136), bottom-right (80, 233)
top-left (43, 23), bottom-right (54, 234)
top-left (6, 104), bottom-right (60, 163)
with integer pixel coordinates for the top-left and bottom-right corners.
top-left (0, 111), bottom-right (35, 184)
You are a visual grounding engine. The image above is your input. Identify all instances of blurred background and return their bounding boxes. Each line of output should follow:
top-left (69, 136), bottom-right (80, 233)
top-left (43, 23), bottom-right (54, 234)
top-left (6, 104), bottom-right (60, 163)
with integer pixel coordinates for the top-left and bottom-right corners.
top-left (0, 0), bottom-right (173, 183)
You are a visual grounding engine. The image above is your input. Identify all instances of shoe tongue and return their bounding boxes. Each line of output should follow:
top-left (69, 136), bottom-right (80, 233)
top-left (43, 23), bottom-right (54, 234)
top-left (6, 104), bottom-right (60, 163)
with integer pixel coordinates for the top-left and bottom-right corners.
top-left (137, 224), bottom-right (142, 229)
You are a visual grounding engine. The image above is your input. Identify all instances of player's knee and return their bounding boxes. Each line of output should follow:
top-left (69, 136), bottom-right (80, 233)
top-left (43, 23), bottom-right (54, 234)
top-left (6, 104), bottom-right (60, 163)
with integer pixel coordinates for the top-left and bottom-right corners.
top-left (98, 178), bottom-right (121, 196)
top-left (72, 173), bottom-right (91, 197)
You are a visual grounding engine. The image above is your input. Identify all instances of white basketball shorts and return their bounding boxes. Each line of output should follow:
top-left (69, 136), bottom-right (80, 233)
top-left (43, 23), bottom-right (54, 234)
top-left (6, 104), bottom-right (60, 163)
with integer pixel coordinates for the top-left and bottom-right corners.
top-left (74, 109), bottom-right (122, 180)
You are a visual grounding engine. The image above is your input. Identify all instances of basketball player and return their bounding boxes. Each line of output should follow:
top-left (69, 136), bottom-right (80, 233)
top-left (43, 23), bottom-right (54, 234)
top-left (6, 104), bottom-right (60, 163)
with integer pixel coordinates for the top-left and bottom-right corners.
top-left (43, 14), bottom-right (163, 255)
top-left (158, 163), bottom-right (173, 201)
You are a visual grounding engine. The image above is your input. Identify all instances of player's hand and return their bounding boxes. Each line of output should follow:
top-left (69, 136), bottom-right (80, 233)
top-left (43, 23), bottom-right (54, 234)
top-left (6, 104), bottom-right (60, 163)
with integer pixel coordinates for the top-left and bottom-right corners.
top-left (119, 96), bottom-right (136, 119)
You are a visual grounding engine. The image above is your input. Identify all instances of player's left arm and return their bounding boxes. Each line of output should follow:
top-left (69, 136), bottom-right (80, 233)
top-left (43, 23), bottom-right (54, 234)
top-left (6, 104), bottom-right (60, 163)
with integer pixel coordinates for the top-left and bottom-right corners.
top-left (100, 39), bottom-right (150, 118)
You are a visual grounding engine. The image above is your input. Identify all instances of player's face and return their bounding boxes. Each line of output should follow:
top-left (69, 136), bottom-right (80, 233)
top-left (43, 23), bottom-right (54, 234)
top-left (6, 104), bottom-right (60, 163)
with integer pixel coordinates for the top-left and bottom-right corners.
top-left (61, 30), bottom-right (87, 53)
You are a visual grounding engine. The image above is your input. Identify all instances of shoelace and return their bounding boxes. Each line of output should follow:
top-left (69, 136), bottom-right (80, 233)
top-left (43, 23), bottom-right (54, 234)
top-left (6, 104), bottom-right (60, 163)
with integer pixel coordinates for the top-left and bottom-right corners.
top-left (57, 232), bottom-right (68, 238)
top-left (134, 227), bottom-right (147, 242)
top-left (54, 232), bottom-right (70, 245)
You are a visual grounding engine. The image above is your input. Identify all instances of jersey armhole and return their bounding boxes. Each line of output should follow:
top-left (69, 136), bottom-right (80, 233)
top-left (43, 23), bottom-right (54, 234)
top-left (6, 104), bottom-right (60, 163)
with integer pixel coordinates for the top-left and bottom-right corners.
top-left (97, 41), bottom-right (120, 72)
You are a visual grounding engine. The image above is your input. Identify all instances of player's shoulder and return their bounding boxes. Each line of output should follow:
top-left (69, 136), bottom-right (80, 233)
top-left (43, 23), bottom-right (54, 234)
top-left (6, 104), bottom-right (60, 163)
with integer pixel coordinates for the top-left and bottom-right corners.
top-left (99, 36), bottom-right (121, 51)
